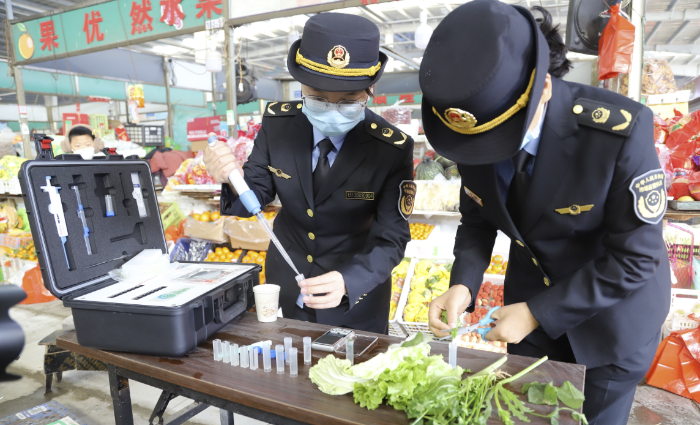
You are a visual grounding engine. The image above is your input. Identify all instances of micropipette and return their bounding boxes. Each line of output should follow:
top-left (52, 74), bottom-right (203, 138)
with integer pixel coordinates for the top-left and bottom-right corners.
top-left (72, 186), bottom-right (92, 255)
top-left (41, 177), bottom-right (70, 268)
top-left (208, 135), bottom-right (304, 284)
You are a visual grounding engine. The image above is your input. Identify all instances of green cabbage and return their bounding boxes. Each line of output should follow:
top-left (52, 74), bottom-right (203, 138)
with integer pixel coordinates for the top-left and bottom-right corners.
top-left (308, 355), bottom-right (368, 395)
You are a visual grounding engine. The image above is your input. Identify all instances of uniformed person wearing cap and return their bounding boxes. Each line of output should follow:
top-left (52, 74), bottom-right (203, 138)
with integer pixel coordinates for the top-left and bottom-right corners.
top-left (204, 13), bottom-right (415, 334)
top-left (422, 2), bottom-right (670, 423)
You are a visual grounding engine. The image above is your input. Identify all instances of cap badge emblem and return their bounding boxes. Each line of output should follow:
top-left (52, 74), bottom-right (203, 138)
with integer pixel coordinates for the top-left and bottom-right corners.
top-left (444, 108), bottom-right (477, 130)
top-left (327, 45), bottom-right (350, 69)
top-left (382, 128), bottom-right (394, 138)
top-left (281, 103), bottom-right (291, 112)
top-left (592, 107), bottom-right (610, 124)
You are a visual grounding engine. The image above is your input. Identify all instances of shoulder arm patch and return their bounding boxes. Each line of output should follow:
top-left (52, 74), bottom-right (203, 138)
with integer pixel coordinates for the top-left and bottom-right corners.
top-left (364, 119), bottom-right (412, 149)
top-left (263, 101), bottom-right (302, 117)
top-left (572, 98), bottom-right (639, 137)
top-left (629, 169), bottom-right (666, 225)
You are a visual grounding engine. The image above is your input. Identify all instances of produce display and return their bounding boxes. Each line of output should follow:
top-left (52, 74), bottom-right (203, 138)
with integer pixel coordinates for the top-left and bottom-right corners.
top-left (4, 239), bottom-right (36, 261)
top-left (403, 260), bottom-right (450, 324)
top-left (241, 250), bottom-right (266, 283)
top-left (389, 258), bottom-right (410, 321)
top-left (234, 211), bottom-right (277, 221)
top-left (485, 254), bottom-right (508, 275)
top-left (414, 180), bottom-right (460, 212)
top-left (415, 151), bottom-right (460, 181)
top-left (642, 57), bottom-right (677, 95)
top-left (204, 247), bottom-right (243, 263)
top-left (0, 156), bottom-right (26, 181)
top-left (415, 157), bottom-right (445, 180)
top-left (191, 210), bottom-right (221, 222)
top-left (309, 333), bottom-right (587, 424)
top-left (409, 222), bottom-right (435, 240)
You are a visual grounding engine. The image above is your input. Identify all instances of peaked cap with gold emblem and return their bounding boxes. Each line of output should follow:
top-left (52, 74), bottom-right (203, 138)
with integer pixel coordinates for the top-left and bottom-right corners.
top-left (287, 13), bottom-right (388, 92)
top-left (419, 0), bottom-right (550, 165)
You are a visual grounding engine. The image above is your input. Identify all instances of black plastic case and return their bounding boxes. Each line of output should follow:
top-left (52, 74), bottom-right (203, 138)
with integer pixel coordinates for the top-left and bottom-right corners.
top-left (19, 135), bottom-right (259, 356)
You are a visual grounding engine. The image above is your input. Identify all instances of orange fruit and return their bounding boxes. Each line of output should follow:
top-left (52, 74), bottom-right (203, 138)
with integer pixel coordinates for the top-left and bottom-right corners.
top-left (211, 212), bottom-right (221, 221)
top-left (215, 247), bottom-right (223, 254)
top-left (193, 213), bottom-right (201, 221)
top-left (200, 212), bottom-right (211, 223)
top-left (222, 247), bottom-right (230, 253)
top-left (493, 255), bottom-right (504, 265)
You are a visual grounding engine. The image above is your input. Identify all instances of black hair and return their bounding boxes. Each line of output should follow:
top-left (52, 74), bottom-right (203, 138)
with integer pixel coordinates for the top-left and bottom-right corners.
top-left (531, 6), bottom-right (572, 79)
top-left (68, 126), bottom-right (95, 142)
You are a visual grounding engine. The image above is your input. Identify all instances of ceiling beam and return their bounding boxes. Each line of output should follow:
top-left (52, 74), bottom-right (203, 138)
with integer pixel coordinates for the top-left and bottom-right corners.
top-left (650, 44), bottom-right (700, 55)
top-left (667, 21), bottom-right (691, 44)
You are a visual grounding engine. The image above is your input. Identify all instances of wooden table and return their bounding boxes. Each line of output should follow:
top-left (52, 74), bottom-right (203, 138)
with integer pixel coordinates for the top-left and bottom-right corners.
top-left (57, 313), bottom-right (585, 425)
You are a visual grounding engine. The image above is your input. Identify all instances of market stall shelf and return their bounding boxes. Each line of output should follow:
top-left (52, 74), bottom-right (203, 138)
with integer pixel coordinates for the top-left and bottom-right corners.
top-left (56, 312), bottom-right (584, 425)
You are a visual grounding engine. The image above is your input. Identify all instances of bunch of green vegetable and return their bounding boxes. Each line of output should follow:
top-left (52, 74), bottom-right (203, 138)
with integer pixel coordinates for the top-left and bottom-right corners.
top-left (308, 332), bottom-right (588, 425)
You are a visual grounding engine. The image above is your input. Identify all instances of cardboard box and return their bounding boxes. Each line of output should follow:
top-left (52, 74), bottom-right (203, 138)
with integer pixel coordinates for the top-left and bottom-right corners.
top-left (225, 217), bottom-right (271, 251)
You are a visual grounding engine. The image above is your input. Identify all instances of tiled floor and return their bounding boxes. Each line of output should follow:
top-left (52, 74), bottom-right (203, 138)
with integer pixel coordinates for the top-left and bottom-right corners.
top-left (2, 301), bottom-right (699, 424)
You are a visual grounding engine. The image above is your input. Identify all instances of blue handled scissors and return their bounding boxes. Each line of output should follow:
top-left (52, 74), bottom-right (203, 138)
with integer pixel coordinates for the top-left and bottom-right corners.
top-left (439, 306), bottom-right (500, 342)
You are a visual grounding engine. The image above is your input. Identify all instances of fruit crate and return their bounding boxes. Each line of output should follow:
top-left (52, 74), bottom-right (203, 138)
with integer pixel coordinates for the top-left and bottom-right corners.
top-left (388, 258), bottom-right (416, 338)
top-left (89, 114), bottom-right (109, 137)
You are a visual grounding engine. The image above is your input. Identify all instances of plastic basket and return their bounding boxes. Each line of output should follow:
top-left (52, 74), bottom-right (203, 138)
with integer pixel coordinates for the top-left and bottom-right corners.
top-left (89, 114), bottom-right (109, 137)
top-left (668, 288), bottom-right (700, 332)
top-left (388, 258), bottom-right (416, 338)
top-left (397, 256), bottom-right (454, 337)
top-left (9, 177), bottom-right (21, 195)
top-left (665, 223), bottom-right (694, 289)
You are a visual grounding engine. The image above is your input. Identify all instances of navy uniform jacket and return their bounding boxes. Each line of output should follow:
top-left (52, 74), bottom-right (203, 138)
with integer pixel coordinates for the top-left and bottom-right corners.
top-left (452, 78), bottom-right (671, 369)
top-left (220, 101), bottom-right (414, 332)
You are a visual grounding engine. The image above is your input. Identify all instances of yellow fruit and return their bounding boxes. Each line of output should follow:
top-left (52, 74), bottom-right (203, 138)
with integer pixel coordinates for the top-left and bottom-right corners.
top-left (193, 213), bottom-right (201, 221)
top-left (679, 196), bottom-right (695, 202)
top-left (200, 212), bottom-right (211, 222)
top-left (211, 212), bottom-right (221, 221)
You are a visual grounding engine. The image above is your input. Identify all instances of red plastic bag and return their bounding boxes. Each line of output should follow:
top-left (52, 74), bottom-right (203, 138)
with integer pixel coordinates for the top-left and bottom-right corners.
top-left (598, 5), bottom-right (635, 81)
top-left (646, 328), bottom-right (700, 403)
top-left (669, 168), bottom-right (693, 199)
top-left (654, 115), bottom-right (669, 144)
top-left (667, 111), bottom-right (700, 151)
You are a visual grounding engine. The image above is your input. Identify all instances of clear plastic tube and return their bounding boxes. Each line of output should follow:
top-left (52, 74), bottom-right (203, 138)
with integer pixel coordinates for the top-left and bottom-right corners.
top-left (105, 194), bottom-right (115, 217)
top-left (284, 337), bottom-right (292, 365)
top-left (263, 343), bottom-right (272, 372)
top-left (449, 342), bottom-right (457, 370)
top-left (222, 341), bottom-right (230, 363)
top-left (249, 347), bottom-right (257, 370)
top-left (231, 344), bottom-right (239, 366)
top-left (240, 346), bottom-right (249, 368)
top-left (290, 347), bottom-right (298, 377)
top-left (346, 335), bottom-right (355, 366)
top-left (303, 337), bottom-right (312, 365)
top-left (275, 345), bottom-right (285, 374)
top-left (213, 339), bottom-right (222, 361)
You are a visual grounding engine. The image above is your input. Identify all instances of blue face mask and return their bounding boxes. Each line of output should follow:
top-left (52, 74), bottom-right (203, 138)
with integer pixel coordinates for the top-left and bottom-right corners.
top-left (302, 105), bottom-right (365, 137)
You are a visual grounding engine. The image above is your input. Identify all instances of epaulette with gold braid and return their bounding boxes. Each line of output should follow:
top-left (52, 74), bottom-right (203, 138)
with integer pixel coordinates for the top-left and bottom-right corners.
top-left (364, 119), bottom-right (411, 149)
top-left (263, 101), bottom-right (303, 117)
top-left (572, 98), bottom-right (640, 137)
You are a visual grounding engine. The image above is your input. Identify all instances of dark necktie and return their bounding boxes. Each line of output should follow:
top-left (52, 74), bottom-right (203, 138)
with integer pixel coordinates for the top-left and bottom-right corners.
top-left (506, 149), bottom-right (533, 229)
top-left (313, 138), bottom-right (334, 198)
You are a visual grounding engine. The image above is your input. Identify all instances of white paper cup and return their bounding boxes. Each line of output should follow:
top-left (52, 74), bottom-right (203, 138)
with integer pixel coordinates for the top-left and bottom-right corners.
top-left (253, 284), bottom-right (281, 322)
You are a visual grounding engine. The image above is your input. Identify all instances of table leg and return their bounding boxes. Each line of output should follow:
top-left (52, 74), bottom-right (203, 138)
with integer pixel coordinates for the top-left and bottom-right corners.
top-left (44, 373), bottom-right (53, 394)
top-left (108, 364), bottom-right (134, 425)
top-left (219, 409), bottom-right (234, 425)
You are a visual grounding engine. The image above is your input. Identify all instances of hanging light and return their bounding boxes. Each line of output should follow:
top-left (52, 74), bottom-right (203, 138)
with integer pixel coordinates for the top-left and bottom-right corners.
top-left (414, 10), bottom-right (432, 50)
